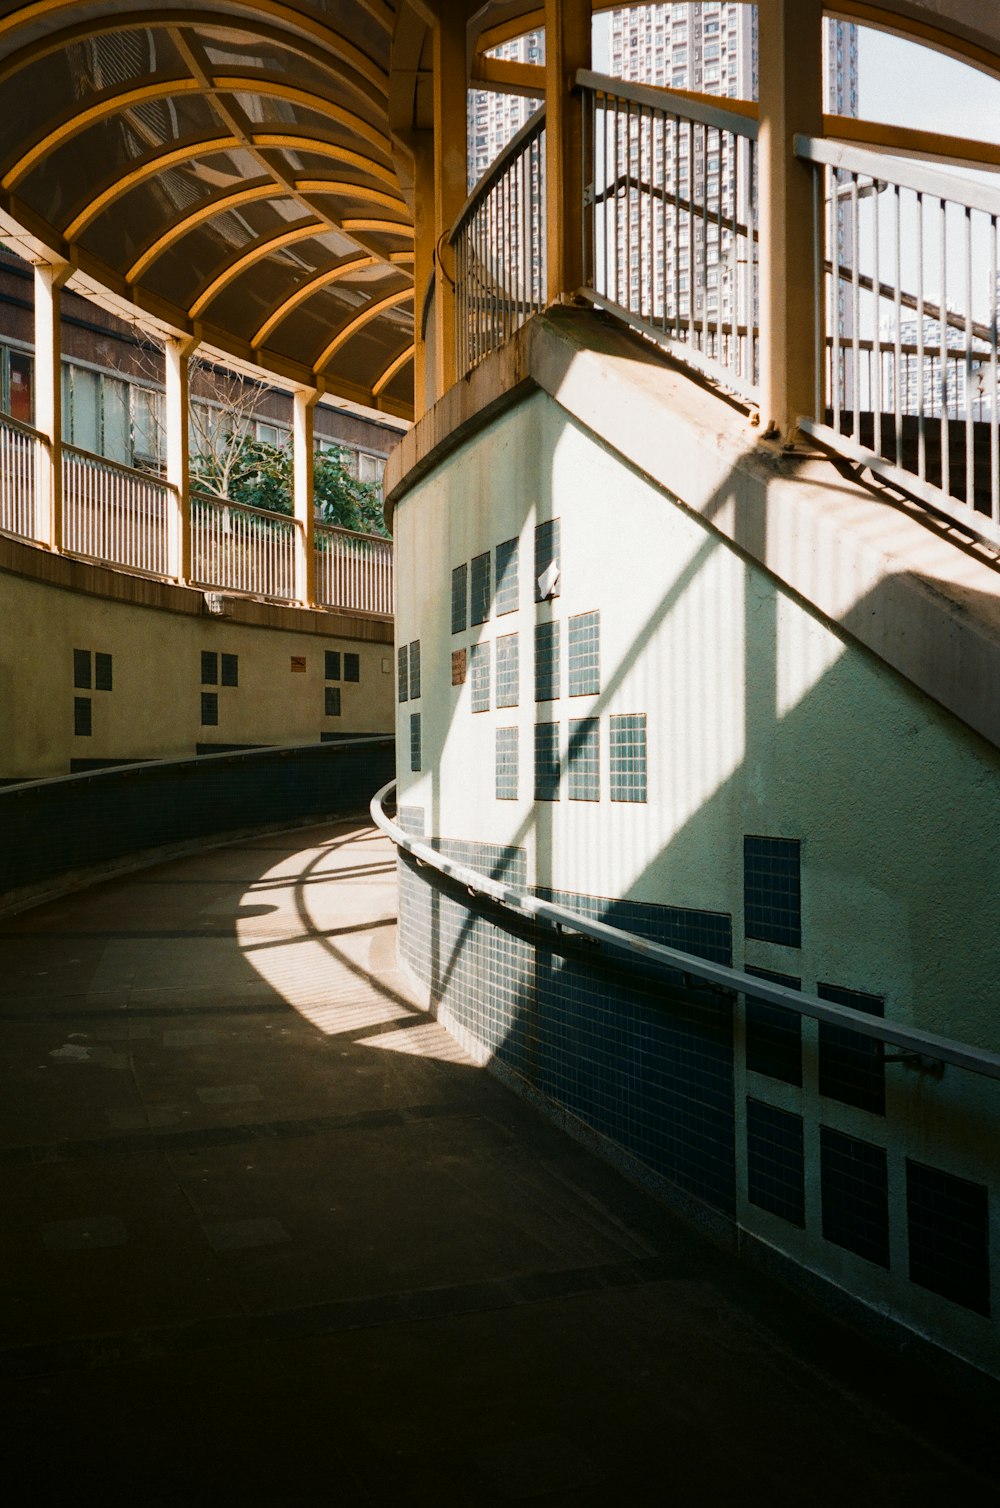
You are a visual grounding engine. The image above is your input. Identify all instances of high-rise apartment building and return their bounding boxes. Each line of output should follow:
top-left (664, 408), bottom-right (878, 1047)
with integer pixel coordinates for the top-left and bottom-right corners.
top-left (467, 30), bottom-right (544, 190)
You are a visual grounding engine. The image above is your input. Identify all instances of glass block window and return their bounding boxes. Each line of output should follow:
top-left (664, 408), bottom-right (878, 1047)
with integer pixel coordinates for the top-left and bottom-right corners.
top-left (746, 1098), bottom-right (805, 1226)
top-left (567, 718), bottom-right (600, 801)
top-left (73, 648), bottom-right (91, 689)
top-left (496, 633), bottom-right (519, 708)
top-left (409, 640), bottom-right (421, 700)
top-left (325, 686), bottom-right (342, 717)
top-left (609, 713), bottom-right (647, 802)
top-left (820, 1127), bottom-right (889, 1268)
top-left (534, 721), bottom-right (560, 800)
top-left (73, 696), bottom-right (92, 736)
top-left (397, 644), bottom-right (408, 703)
top-left (325, 650), bottom-right (341, 681)
top-left (534, 517), bottom-right (561, 600)
top-left (568, 611), bottom-right (600, 697)
top-left (344, 653), bottom-right (360, 682)
top-left (471, 551), bottom-right (491, 625)
top-left (907, 1160), bottom-right (990, 1315)
top-left (451, 562), bottom-right (467, 634)
top-left (818, 982), bottom-right (885, 1116)
top-left (94, 652), bottom-right (113, 691)
top-left (534, 620), bottom-right (560, 702)
top-left (470, 641), bottom-right (490, 712)
top-left (409, 712), bottom-right (421, 772)
top-left (496, 726), bottom-right (518, 800)
top-left (745, 967), bottom-right (802, 1086)
top-left (220, 653), bottom-right (238, 687)
top-left (200, 650), bottom-right (217, 685)
top-left (744, 836), bottom-right (801, 947)
top-left (495, 537), bottom-right (519, 616)
top-left (200, 692), bottom-right (218, 726)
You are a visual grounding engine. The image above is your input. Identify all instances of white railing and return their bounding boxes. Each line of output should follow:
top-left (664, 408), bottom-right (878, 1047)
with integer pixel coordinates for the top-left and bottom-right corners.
top-left (580, 70), bottom-right (760, 401)
top-left (0, 413), bottom-right (44, 540)
top-left (453, 105), bottom-right (547, 375)
top-left (314, 522), bottom-right (393, 615)
top-left (62, 444), bottom-right (172, 575)
top-left (797, 135), bottom-right (1000, 545)
top-left (191, 492), bottom-right (297, 601)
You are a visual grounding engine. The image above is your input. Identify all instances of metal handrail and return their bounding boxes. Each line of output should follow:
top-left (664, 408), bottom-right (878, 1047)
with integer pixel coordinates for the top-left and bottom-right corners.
top-left (577, 68), bottom-right (759, 141)
top-left (451, 103), bottom-right (546, 242)
top-left (0, 411), bottom-right (48, 445)
top-left (191, 490), bottom-right (298, 525)
top-left (796, 133), bottom-right (1000, 219)
top-left (314, 519), bottom-right (392, 546)
top-left (62, 442), bottom-right (177, 491)
top-left (371, 779), bottom-right (1000, 1084)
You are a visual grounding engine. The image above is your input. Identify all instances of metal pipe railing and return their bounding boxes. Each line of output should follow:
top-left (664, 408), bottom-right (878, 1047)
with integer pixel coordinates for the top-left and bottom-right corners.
top-left (0, 413), bottom-right (45, 540)
top-left (314, 521), bottom-right (393, 615)
top-left (62, 443), bottom-right (172, 576)
top-left (189, 491), bottom-right (298, 601)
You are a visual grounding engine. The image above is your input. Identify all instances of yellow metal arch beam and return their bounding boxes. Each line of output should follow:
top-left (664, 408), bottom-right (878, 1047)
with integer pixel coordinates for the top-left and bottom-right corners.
top-left (341, 218), bottom-right (414, 238)
top-left (189, 220), bottom-right (326, 318)
top-left (314, 288), bottom-right (414, 373)
top-left (211, 75), bottom-right (392, 157)
top-left (64, 134), bottom-right (239, 240)
top-left (372, 343), bottom-right (414, 398)
top-left (252, 255), bottom-right (379, 347)
top-left (127, 179), bottom-right (278, 281)
top-left (295, 180), bottom-right (407, 213)
top-left (254, 134), bottom-right (399, 187)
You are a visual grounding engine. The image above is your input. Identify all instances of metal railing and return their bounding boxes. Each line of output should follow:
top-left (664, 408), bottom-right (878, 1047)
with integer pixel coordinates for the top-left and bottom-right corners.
top-left (372, 780), bottom-right (1000, 1084)
top-left (190, 491), bottom-right (297, 601)
top-left (62, 444), bottom-right (172, 576)
top-left (0, 413), bottom-right (44, 540)
top-left (453, 104), bottom-right (547, 375)
top-left (797, 135), bottom-right (1000, 545)
top-left (314, 521), bottom-right (393, 615)
top-left (579, 70), bottom-right (759, 400)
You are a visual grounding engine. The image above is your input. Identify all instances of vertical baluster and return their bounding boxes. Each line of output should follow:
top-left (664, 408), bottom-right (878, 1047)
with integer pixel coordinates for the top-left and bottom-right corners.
top-left (850, 174), bottom-right (860, 442)
top-left (991, 216), bottom-right (999, 528)
top-left (872, 176), bottom-right (882, 463)
top-left (939, 195), bottom-right (950, 499)
top-left (894, 184), bottom-right (903, 470)
top-left (916, 191), bottom-right (926, 481)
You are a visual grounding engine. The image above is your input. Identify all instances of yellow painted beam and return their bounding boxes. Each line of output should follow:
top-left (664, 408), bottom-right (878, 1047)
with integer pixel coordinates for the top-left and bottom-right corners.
top-left (252, 255), bottom-right (379, 346)
top-left (472, 56), bottom-right (545, 99)
top-left (314, 288), bottom-right (414, 372)
top-left (341, 217), bottom-right (415, 238)
top-left (253, 135), bottom-right (400, 188)
top-left (189, 221), bottom-right (326, 318)
top-left (823, 113), bottom-right (1000, 170)
top-left (372, 343), bottom-right (415, 397)
top-left (64, 135), bottom-right (238, 240)
top-left (127, 180), bottom-right (278, 282)
top-left (295, 180), bottom-right (408, 211)
top-left (212, 76), bottom-right (393, 158)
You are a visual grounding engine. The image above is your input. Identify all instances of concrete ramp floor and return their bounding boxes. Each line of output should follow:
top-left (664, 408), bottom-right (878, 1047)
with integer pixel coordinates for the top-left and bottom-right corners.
top-left (0, 821), bottom-right (997, 1503)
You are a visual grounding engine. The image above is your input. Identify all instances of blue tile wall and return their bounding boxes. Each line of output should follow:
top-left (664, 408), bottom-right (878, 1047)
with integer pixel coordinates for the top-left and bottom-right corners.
top-left (409, 640), bottom-right (421, 700)
top-left (746, 1098), bottom-right (805, 1226)
top-left (744, 835), bottom-right (801, 947)
top-left (397, 644), bottom-right (408, 703)
top-left (568, 611), bottom-right (600, 696)
top-left (409, 712), bottom-right (421, 772)
top-left (451, 563), bottom-right (467, 634)
top-left (820, 1126), bottom-right (889, 1267)
top-left (471, 551), bottom-right (491, 625)
top-left (470, 641), bottom-right (490, 712)
top-left (906, 1159), bottom-right (990, 1316)
top-left (495, 727), bottom-right (518, 800)
top-left (396, 805), bottom-right (425, 837)
top-left (534, 517), bottom-right (561, 600)
top-left (495, 537), bottom-right (519, 616)
top-left (745, 966), bottom-right (802, 1086)
top-left (535, 620), bottom-right (560, 702)
top-left (496, 633), bottom-right (519, 708)
top-left (534, 721), bottom-right (560, 800)
top-left (609, 713), bottom-right (647, 802)
top-left (567, 717), bottom-right (600, 801)
top-left (817, 982), bottom-right (885, 1116)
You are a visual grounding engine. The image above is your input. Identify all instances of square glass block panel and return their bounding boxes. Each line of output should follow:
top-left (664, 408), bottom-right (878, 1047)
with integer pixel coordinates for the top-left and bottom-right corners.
top-left (534, 721), bottom-right (560, 800)
top-left (201, 650), bottom-right (218, 685)
top-left (820, 1126), bottom-right (889, 1268)
top-left (397, 644), bottom-right (408, 703)
top-left (495, 537), bottom-right (519, 616)
top-left (73, 696), bottom-right (92, 737)
top-left (817, 982), bottom-right (885, 1116)
top-left (344, 653), bottom-right (360, 682)
top-left (221, 653), bottom-right (238, 687)
top-left (744, 835), bottom-right (801, 947)
top-left (470, 641), bottom-right (490, 712)
top-left (409, 712), bottom-right (421, 772)
top-left (609, 713), bottom-right (647, 802)
top-left (325, 686), bottom-right (341, 717)
top-left (451, 562), bottom-right (468, 634)
top-left (534, 517), bottom-right (561, 600)
top-left (568, 611), bottom-right (600, 696)
top-left (746, 1098), bottom-right (805, 1226)
top-left (200, 691), bottom-right (218, 726)
top-left (496, 726), bottom-right (518, 800)
top-left (409, 640), bottom-right (421, 700)
top-left (906, 1159), bottom-right (990, 1315)
top-left (534, 620), bottom-right (560, 702)
top-left (471, 551), bottom-right (491, 625)
top-left (73, 648), bottom-right (91, 689)
top-left (745, 966), bottom-right (802, 1086)
top-left (325, 650), bottom-right (341, 681)
top-left (94, 652), bottom-right (113, 692)
top-left (567, 717), bottom-right (600, 801)
top-left (496, 634), bottom-right (519, 707)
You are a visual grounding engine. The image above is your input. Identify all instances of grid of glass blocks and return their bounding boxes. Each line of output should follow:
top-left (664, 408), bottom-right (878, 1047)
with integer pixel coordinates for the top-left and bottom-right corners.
top-left (609, 713), bottom-right (647, 802)
top-left (495, 537), bottom-right (519, 615)
top-left (74, 696), bottom-right (91, 736)
top-left (535, 620), bottom-right (560, 702)
top-left (496, 726), bottom-right (518, 799)
top-left (745, 966), bottom-right (802, 1086)
top-left (95, 652), bottom-right (113, 690)
top-left (820, 1126), bottom-right (889, 1267)
top-left (325, 686), bottom-right (341, 717)
top-left (325, 650), bottom-right (341, 681)
top-left (496, 633), bottom-right (519, 707)
top-left (471, 551), bottom-right (491, 625)
top-left (397, 643), bottom-right (408, 703)
top-left (534, 721), bottom-right (560, 800)
top-left (744, 836), bottom-right (801, 947)
top-left (470, 641), bottom-right (490, 712)
top-left (200, 650), bottom-right (217, 685)
top-left (200, 692), bottom-right (218, 726)
top-left (568, 611), bottom-right (600, 696)
top-left (409, 712), bottom-right (421, 772)
top-left (817, 982), bottom-right (885, 1116)
top-left (567, 718), bottom-right (600, 801)
top-left (344, 653), bottom-right (359, 682)
top-left (451, 563), bottom-right (467, 634)
top-left (220, 653), bottom-right (238, 687)
top-left (409, 640), bottom-right (421, 700)
top-left (534, 517), bottom-right (561, 600)
top-left (906, 1159), bottom-right (990, 1315)
top-left (74, 648), bottom-right (92, 688)
top-left (746, 1098), bottom-right (805, 1226)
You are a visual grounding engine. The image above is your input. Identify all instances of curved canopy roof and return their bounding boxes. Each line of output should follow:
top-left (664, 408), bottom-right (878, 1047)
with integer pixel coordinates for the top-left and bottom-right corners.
top-left (0, 0), bottom-right (414, 417)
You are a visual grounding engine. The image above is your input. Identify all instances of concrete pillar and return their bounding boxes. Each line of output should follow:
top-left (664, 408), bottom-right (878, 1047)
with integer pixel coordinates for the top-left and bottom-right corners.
top-left (757, 0), bottom-right (824, 441)
top-left (164, 335), bottom-right (198, 583)
top-left (431, 4), bottom-right (469, 396)
top-left (544, 0), bottom-right (591, 303)
top-left (293, 387), bottom-right (319, 607)
top-left (33, 261), bottom-right (71, 550)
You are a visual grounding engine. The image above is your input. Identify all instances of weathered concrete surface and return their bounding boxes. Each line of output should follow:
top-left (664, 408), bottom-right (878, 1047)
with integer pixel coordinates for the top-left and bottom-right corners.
top-left (0, 823), bottom-right (997, 1503)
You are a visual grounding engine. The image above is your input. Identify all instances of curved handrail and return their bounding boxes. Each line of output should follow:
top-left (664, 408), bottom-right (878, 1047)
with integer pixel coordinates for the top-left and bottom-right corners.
top-left (576, 68), bottom-right (758, 140)
top-left (451, 102), bottom-right (546, 243)
top-left (372, 780), bottom-right (1000, 1083)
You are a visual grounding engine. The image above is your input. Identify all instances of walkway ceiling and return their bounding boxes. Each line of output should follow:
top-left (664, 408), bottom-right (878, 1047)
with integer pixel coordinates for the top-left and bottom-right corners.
top-left (0, 0), bottom-right (415, 418)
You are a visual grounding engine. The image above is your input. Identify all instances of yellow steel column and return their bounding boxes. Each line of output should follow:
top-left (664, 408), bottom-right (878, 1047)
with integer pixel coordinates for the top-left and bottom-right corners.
top-left (431, 5), bottom-right (469, 397)
top-left (164, 333), bottom-right (198, 583)
top-left (412, 132), bottom-right (436, 415)
top-left (293, 386), bottom-right (319, 607)
top-left (33, 261), bottom-right (71, 551)
top-left (757, 0), bottom-right (824, 442)
top-left (544, 0), bottom-right (591, 303)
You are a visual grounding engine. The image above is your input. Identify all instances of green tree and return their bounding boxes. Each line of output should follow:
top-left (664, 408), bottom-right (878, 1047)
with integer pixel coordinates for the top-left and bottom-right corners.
top-left (191, 435), bottom-right (388, 537)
